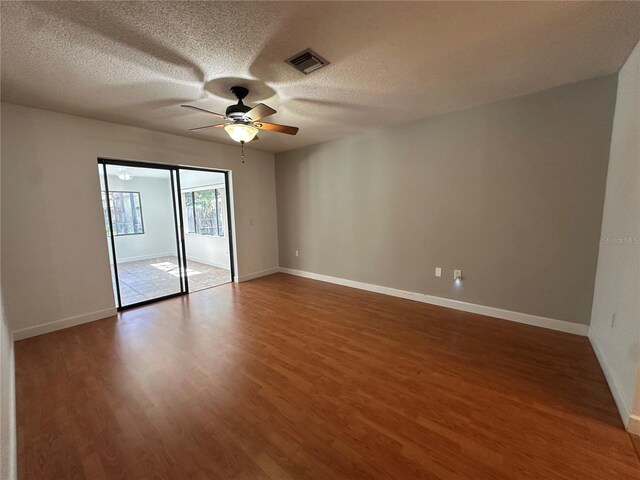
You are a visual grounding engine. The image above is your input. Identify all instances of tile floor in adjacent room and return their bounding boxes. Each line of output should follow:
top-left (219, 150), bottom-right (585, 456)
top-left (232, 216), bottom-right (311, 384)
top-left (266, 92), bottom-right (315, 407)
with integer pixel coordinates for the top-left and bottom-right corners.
top-left (113, 255), bottom-right (231, 305)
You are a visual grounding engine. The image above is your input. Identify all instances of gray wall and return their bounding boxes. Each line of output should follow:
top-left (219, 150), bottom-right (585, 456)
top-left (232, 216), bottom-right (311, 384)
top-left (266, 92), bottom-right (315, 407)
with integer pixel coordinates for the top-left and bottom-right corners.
top-left (590, 40), bottom-right (640, 426)
top-left (276, 75), bottom-right (618, 325)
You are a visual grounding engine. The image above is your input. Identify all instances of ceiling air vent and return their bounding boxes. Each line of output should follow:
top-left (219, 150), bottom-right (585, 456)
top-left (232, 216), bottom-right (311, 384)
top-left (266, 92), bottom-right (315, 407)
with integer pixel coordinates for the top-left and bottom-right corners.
top-left (285, 49), bottom-right (329, 75)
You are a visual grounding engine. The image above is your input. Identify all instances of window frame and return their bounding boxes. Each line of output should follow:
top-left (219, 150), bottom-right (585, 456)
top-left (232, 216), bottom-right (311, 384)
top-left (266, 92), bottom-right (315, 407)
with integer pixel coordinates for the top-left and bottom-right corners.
top-left (182, 185), bottom-right (226, 238)
top-left (102, 190), bottom-right (145, 236)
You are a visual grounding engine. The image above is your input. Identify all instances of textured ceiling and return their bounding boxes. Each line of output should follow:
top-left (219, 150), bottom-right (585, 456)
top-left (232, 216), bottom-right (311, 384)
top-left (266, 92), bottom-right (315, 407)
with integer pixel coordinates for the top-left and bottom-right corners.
top-left (2, 1), bottom-right (640, 153)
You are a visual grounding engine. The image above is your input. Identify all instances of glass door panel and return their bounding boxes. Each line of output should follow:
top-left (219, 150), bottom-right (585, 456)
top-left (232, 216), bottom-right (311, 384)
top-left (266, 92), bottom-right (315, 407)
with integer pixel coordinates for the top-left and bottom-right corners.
top-left (102, 163), bottom-right (184, 308)
top-left (178, 169), bottom-right (233, 292)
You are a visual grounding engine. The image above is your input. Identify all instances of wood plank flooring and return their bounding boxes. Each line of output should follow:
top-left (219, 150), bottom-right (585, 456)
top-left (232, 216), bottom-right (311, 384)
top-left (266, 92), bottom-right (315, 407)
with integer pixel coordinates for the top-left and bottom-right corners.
top-left (15, 273), bottom-right (640, 479)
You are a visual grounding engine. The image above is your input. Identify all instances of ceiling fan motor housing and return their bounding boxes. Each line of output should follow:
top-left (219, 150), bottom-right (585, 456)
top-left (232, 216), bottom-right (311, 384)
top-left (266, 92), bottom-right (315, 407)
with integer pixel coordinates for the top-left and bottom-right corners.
top-left (226, 103), bottom-right (251, 120)
top-left (227, 86), bottom-right (251, 120)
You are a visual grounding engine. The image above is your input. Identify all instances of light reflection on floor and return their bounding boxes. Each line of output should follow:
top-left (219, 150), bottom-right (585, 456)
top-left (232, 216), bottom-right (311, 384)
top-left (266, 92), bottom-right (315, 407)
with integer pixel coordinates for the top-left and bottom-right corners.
top-left (151, 262), bottom-right (204, 278)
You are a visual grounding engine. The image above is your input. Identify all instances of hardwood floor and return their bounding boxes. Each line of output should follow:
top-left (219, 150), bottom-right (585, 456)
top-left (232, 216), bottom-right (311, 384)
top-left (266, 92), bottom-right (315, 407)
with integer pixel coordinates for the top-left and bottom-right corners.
top-left (15, 273), bottom-right (640, 479)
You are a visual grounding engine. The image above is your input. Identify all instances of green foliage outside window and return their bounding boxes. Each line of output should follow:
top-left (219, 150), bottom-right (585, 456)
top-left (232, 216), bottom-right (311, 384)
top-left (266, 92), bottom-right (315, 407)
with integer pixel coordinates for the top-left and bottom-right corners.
top-left (184, 188), bottom-right (225, 236)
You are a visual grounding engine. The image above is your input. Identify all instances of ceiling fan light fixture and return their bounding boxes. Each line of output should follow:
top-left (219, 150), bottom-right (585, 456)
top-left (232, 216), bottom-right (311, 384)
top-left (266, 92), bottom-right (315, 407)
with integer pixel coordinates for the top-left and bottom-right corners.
top-left (182, 87), bottom-right (298, 142)
top-left (224, 123), bottom-right (259, 143)
top-left (117, 168), bottom-right (132, 181)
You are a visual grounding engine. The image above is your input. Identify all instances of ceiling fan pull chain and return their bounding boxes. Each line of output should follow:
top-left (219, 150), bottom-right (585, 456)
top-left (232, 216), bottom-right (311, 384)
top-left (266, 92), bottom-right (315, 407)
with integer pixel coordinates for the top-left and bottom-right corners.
top-left (241, 141), bottom-right (245, 163)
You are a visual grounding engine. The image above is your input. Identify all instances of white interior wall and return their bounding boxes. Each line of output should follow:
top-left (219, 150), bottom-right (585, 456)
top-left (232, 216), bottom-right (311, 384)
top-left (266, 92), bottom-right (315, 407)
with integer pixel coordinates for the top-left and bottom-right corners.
top-left (104, 174), bottom-right (178, 262)
top-left (183, 194), bottom-right (231, 270)
top-left (1, 103), bottom-right (279, 338)
top-left (589, 40), bottom-right (640, 429)
top-left (185, 233), bottom-right (230, 269)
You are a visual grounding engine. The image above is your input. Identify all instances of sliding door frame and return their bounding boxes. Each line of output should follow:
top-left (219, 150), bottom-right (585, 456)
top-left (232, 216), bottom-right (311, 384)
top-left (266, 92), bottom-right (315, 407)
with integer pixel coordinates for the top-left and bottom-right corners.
top-left (100, 161), bottom-right (123, 308)
top-left (98, 158), bottom-right (235, 311)
top-left (99, 158), bottom-right (187, 310)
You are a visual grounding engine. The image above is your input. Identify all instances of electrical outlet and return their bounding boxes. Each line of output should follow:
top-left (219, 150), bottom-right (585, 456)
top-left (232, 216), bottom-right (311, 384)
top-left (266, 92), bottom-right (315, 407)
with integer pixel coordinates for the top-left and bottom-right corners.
top-left (454, 269), bottom-right (462, 281)
top-left (435, 267), bottom-right (442, 277)
top-left (295, 250), bottom-right (299, 257)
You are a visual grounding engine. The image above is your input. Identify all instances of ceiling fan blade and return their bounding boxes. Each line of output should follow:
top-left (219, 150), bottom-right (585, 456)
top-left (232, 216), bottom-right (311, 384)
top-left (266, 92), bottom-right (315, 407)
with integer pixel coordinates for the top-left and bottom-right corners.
top-left (188, 123), bottom-right (226, 131)
top-left (254, 122), bottom-right (299, 135)
top-left (246, 103), bottom-right (276, 121)
top-left (181, 104), bottom-right (226, 119)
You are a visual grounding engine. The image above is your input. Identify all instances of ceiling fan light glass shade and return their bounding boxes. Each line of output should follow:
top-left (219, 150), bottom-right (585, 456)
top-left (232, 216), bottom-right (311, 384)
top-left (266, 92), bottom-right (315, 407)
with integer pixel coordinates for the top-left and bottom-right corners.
top-left (224, 123), bottom-right (259, 143)
top-left (117, 169), bottom-right (132, 181)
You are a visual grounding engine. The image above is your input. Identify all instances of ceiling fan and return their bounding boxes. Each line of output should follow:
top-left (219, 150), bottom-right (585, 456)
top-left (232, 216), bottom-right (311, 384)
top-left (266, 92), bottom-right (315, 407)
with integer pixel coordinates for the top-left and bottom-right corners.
top-left (182, 86), bottom-right (299, 144)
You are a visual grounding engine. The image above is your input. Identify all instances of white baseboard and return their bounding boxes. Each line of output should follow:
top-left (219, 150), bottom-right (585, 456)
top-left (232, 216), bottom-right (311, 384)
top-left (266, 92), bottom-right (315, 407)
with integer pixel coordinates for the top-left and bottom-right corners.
top-left (279, 268), bottom-right (589, 337)
top-left (12, 307), bottom-right (118, 341)
top-left (588, 327), bottom-right (631, 428)
top-left (116, 252), bottom-right (176, 263)
top-left (186, 255), bottom-right (230, 271)
top-left (235, 267), bottom-right (280, 283)
top-left (628, 415), bottom-right (640, 435)
top-left (117, 252), bottom-right (231, 270)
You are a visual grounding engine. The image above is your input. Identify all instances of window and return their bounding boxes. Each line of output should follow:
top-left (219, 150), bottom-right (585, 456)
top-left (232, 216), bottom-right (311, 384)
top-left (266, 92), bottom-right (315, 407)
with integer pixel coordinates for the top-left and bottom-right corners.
top-left (102, 191), bottom-right (144, 236)
top-left (183, 188), bottom-right (225, 236)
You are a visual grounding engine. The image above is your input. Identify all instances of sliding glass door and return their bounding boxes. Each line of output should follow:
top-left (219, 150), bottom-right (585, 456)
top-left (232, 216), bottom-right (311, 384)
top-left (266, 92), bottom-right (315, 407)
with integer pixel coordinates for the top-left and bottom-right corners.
top-left (98, 159), bottom-right (235, 310)
top-left (99, 161), bottom-right (186, 308)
